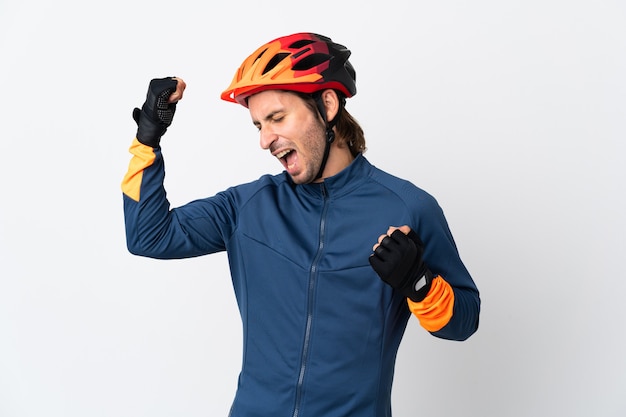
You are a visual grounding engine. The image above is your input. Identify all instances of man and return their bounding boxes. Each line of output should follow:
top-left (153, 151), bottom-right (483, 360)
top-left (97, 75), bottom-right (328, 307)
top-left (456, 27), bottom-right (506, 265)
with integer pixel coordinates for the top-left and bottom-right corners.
top-left (122, 32), bottom-right (480, 417)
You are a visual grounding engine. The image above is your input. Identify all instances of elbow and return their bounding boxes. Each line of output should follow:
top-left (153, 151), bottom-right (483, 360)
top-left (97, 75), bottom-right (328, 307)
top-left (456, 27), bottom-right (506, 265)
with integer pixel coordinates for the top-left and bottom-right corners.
top-left (433, 292), bottom-right (481, 341)
top-left (125, 234), bottom-right (183, 260)
top-left (125, 236), bottom-right (158, 258)
top-left (432, 319), bottom-right (479, 341)
top-left (126, 239), bottom-right (146, 257)
top-left (455, 316), bottom-right (480, 341)
top-left (126, 242), bottom-right (143, 256)
top-left (432, 317), bottom-right (479, 341)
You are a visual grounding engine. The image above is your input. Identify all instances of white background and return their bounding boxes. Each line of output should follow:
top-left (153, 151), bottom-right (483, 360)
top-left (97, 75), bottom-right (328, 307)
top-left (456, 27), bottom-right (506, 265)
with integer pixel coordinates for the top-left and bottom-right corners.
top-left (1, 1), bottom-right (625, 416)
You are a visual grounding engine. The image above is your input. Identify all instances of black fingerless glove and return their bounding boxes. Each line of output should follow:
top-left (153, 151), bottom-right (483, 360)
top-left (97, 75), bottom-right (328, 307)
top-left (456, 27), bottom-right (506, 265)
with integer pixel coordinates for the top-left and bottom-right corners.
top-left (369, 229), bottom-right (434, 302)
top-left (133, 77), bottom-right (179, 148)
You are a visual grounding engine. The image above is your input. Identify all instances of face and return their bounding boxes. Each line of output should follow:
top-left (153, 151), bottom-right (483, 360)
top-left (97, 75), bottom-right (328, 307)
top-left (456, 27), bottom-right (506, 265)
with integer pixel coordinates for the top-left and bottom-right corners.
top-left (248, 90), bottom-right (327, 184)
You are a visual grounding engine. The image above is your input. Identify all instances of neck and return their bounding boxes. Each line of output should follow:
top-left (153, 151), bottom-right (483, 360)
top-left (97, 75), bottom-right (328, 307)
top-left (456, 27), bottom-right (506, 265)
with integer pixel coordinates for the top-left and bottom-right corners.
top-left (313, 141), bottom-right (355, 182)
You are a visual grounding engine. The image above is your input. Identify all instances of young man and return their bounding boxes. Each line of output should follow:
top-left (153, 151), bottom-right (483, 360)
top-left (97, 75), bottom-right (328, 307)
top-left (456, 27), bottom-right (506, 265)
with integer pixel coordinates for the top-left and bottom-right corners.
top-left (122, 33), bottom-right (480, 417)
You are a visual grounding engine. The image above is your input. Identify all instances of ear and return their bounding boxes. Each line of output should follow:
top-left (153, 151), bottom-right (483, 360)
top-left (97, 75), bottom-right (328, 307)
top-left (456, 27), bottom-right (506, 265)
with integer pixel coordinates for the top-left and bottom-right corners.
top-left (320, 89), bottom-right (340, 123)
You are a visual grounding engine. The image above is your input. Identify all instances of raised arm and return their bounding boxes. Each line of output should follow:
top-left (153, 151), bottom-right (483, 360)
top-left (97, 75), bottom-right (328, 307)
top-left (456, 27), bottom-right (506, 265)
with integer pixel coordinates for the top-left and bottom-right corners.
top-left (121, 77), bottom-right (228, 259)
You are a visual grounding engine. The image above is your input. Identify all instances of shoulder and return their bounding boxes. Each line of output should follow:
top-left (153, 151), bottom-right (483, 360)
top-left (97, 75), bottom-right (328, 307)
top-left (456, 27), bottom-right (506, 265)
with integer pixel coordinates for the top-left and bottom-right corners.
top-left (364, 161), bottom-right (454, 244)
top-left (218, 172), bottom-right (291, 205)
top-left (366, 162), bottom-right (440, 213)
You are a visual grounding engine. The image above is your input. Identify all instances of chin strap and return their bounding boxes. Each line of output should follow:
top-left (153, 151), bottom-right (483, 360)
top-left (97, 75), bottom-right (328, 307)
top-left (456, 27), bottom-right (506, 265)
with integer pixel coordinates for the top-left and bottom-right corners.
top-left (313, 92), bottom-right (342, 181)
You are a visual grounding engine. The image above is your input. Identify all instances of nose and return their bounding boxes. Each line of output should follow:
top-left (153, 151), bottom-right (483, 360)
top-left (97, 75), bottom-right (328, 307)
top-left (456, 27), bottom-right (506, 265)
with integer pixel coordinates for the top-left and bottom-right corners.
top-left (259, 126), bottom-right (278, 150)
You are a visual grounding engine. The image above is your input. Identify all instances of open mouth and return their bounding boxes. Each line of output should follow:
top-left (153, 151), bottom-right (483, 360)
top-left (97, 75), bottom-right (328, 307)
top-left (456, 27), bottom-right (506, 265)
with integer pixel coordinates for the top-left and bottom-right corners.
top-left (275, 149), bottom-right (296, 170)
top-left (276, 149), bottom-right (292, 160)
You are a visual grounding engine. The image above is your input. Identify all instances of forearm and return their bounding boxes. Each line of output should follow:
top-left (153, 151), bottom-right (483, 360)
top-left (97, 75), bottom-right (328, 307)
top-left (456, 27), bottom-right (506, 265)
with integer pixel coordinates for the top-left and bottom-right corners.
top-left (122, 139), bottom-right (176, 258)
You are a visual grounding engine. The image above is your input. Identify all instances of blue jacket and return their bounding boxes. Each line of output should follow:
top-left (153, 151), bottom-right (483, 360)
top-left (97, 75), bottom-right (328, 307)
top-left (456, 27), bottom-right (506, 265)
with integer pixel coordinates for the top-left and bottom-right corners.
top-left (122, 140), bottom-right (480, 417)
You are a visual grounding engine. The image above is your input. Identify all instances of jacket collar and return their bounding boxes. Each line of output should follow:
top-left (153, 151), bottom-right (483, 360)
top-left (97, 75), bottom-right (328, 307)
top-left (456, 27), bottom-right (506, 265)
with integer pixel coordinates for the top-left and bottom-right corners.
top-left (295, 153), bottom-right (371, 199)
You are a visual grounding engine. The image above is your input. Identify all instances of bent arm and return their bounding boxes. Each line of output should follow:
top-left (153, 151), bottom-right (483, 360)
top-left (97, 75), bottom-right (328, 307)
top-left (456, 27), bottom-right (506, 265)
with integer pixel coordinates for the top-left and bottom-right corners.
top-left (408, 196), bottom-right (481, 341)
top-left (121, 139), bottom-right (230, 259)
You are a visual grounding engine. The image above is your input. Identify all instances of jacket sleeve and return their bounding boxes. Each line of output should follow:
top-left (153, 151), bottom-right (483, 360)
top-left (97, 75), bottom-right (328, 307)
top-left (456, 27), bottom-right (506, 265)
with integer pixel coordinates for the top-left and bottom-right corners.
top-left (406, 189), bottom-right (481, 341)
top-left (121, 139), bottom-right (234, 259)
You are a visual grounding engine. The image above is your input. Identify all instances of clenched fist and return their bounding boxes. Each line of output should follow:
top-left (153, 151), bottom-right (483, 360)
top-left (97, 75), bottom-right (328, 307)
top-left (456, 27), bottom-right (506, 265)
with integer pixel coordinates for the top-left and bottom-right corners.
top-left (133, 77), bottom-right (186, 148)
top-left (369, 227), bottom-right (434, 302)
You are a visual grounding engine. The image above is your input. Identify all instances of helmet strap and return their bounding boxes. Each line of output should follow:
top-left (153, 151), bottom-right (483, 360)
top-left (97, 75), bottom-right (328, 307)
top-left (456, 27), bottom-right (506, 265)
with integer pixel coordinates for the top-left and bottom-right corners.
top-left (312, 92), bottom-right (341, 181)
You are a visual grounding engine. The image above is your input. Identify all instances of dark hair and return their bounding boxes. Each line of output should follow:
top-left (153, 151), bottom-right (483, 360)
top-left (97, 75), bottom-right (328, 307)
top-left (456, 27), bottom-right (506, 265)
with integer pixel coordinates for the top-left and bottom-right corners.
top-left (294, 91), bottom-right (366, 156)
top-left (335, 106), bottom-right (366, 156)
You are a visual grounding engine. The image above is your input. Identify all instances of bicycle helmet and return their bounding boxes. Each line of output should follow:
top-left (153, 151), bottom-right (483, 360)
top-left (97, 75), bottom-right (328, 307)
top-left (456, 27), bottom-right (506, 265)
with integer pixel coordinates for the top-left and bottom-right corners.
top-left (221, 32), bottom-right (356, 106)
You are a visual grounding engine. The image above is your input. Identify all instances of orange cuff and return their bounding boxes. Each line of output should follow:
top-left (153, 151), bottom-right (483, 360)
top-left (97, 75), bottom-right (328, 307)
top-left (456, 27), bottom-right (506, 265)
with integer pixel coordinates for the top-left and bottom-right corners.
top-left (407, 276), bottom-right (454, 332)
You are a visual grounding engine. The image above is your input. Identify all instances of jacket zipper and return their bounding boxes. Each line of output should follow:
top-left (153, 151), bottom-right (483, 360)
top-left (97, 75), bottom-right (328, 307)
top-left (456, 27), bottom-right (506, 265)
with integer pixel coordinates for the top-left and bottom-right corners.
top-left (292, 183), bottom-right (329, 417)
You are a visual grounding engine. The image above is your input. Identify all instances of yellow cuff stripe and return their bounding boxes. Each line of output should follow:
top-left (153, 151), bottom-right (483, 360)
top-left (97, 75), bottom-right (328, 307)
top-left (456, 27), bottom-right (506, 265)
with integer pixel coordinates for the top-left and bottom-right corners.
top-left (121, 139), bottom-right (156, 202)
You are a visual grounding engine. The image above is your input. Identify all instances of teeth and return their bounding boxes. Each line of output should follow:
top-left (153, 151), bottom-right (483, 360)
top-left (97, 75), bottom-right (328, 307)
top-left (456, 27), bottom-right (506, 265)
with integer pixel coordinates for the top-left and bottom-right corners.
top-left (276, 150), bottom-right (291, 159)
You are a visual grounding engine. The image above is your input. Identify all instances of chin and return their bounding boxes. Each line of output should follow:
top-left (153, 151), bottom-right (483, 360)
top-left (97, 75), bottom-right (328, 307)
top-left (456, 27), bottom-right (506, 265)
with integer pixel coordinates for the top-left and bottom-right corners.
top-left (290, 177), bottom-right (307, 185)
top-left (289, 173), bottom-right (313, 185)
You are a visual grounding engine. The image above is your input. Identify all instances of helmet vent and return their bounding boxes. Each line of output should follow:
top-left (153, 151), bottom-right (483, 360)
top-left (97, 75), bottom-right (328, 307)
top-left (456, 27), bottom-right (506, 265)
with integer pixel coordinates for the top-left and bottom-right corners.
top-left (253, 47), bottom-right (269, 63)
top-left (263, 53), bottom-right (290, 75)
top-left (289, 39), bottom-right (316, 49)
top-left (292, 53), bottom-right (331, 71)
